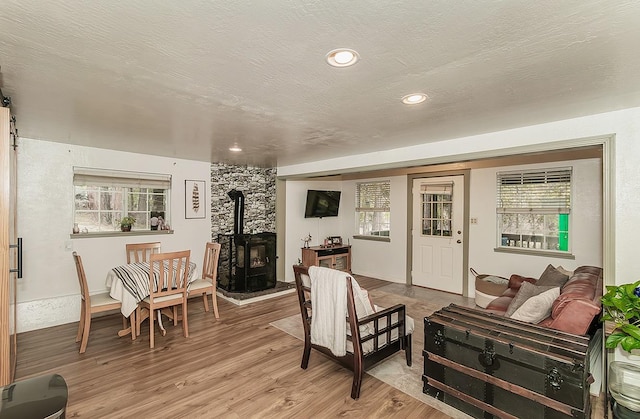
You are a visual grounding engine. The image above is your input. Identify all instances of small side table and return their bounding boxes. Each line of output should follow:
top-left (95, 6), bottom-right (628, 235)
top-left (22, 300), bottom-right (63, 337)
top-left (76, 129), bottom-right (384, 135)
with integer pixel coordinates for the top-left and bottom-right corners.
top-left (0, 373), bottom-right (68, 419)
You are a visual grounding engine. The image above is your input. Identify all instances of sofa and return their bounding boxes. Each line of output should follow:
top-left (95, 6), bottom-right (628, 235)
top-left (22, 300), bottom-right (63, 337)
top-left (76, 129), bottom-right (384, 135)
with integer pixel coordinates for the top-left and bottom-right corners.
top-left (485, 265), bottom-right (603, 335)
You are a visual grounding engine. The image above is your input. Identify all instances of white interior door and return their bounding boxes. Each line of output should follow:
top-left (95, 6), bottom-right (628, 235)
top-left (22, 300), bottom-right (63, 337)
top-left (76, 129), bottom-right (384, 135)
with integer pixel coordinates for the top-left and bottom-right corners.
top-left (412, 176), bottom-right (464, 294)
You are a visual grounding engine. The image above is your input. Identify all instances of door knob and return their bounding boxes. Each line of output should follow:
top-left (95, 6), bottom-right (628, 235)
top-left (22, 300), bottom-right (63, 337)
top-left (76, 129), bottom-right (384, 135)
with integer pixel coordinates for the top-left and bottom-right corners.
top-left (457, 239), bottom-right (462, 244)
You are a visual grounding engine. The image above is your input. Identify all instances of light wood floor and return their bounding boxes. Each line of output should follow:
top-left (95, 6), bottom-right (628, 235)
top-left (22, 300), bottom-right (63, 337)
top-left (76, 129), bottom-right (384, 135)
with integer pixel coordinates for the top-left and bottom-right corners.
top-left (15, 277), bottom-right (605, 418)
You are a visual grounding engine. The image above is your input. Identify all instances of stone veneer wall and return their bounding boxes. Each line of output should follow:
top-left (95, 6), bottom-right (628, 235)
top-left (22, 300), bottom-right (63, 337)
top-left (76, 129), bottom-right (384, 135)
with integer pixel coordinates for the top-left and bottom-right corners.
top-left (210, 162), bottom-right (277, 239)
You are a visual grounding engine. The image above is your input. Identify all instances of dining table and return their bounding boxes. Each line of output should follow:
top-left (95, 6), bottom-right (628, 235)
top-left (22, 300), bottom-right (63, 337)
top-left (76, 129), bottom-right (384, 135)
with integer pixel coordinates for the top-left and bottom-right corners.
top-left (105, 260), bottom-right (197, 337)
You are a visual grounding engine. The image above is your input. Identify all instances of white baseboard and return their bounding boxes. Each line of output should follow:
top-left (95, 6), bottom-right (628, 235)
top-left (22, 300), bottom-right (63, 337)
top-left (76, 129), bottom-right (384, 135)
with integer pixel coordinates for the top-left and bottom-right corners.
top-left (16, 295), bottom-right (80, 333)
top-left (16, 288), bottom-right (298, 333)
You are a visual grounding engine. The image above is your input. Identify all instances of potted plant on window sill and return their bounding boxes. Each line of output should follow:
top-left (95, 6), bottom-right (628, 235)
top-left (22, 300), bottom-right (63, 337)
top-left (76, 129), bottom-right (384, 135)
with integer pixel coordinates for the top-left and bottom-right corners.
top-left (119, 216), bottom-right (136, 232)
top-left (602, 280), bottom-right (640, 353)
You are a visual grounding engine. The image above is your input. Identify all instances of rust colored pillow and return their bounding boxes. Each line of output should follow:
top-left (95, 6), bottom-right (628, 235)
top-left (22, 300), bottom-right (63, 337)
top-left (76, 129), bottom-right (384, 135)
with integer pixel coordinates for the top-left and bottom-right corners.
top-left (507, 274), bottom-right (537, 290)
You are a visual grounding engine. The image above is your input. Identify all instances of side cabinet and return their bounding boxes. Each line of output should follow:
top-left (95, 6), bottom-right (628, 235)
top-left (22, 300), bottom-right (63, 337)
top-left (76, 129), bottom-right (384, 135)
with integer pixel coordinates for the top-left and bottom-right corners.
top-left (301, 245), bottom-right (351, 273)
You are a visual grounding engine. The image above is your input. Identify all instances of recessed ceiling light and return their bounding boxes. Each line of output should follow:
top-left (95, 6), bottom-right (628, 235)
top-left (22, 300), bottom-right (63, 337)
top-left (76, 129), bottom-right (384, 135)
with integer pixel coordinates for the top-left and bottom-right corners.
top-left (229, 144), bottom-right (242, 152)
top-left (326, 48), bottom-right (359, 67)
top-left (402, 93), bottom-right (428, 105)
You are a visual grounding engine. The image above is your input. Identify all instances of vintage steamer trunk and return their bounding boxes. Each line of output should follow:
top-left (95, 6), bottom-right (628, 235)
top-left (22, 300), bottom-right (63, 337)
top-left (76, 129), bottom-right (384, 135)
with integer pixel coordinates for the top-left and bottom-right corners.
top-left (423, 304), bottom-right (600, 419)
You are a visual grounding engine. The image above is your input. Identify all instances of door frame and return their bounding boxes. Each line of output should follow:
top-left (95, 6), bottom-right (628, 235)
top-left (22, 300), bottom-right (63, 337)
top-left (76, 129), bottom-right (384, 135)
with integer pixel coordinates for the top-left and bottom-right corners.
top-left (406, 169), bottom-right (471, 297)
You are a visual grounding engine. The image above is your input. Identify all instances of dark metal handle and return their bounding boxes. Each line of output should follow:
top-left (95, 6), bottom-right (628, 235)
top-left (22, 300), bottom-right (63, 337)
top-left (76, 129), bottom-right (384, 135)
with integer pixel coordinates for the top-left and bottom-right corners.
top-left (479, 347), bottom-right (496, 367)
top-left (9, 237), bottom-right (23, 278)
top-left (547, 367), bottom-right (563, 391)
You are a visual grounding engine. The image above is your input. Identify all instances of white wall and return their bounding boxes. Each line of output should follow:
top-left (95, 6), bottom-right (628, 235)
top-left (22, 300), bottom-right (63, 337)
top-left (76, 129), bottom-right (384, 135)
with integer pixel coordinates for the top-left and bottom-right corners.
top-left (284, 176), bottom-right (409, 283)
top-left (279, 107), bottom-right (640, 291)
top-left (467, 158), bottom-right (602, 296)
top-left (341, 176), bottom-right (408, 282)
top-left (284, 161), bottom-right (601, 290)
top-left (16, 138), bottom-right (211, 332)
top-left (284, 180), bottom-right (343, 282)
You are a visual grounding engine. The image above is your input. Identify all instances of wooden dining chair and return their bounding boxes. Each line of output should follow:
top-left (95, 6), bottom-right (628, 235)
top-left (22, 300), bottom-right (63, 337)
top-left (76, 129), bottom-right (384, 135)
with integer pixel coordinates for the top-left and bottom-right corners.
top-left (188, 242), bottom-right (221, 319)
top-left (137, 250), bottom-right (191, 348)
top-left (73, 252), bottom-right (131, 354)
top-left (125, 242), bottom-right (161, 263)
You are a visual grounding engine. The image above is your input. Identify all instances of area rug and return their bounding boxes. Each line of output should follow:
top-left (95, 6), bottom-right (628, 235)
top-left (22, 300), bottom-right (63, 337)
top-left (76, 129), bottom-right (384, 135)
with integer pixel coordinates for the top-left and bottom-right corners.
top-left (269, 288), bottom-right (472, 419)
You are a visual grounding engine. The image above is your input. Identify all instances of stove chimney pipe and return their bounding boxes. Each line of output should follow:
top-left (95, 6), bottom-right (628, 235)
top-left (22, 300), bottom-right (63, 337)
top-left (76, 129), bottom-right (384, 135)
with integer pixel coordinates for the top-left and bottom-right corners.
top-left (227, 189), bottom-right (245, 235)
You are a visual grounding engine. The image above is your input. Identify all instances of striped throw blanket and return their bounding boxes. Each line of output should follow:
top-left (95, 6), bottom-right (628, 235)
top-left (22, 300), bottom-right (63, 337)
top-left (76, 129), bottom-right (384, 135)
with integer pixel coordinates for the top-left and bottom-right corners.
top-left (111, 261), bottom-right (197, 303)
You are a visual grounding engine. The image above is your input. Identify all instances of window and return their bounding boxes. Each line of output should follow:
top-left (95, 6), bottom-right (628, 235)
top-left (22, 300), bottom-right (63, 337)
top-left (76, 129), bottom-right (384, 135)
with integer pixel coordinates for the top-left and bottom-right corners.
top-left (355, 181), bottom-right (390, 237)
top-left (73, 167), bottom-right (171, 233)
top-left (418, 183), bottom-right (453, 237)
top-left (496, 167), bottom-right (571, 252)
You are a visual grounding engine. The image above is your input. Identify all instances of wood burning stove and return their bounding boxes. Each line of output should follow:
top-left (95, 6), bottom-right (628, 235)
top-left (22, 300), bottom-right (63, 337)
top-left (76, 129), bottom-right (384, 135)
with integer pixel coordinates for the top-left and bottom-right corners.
top-left (217, 233), bottom-right (276, 292)
top-left (216, 188), bottom-right (276, 292)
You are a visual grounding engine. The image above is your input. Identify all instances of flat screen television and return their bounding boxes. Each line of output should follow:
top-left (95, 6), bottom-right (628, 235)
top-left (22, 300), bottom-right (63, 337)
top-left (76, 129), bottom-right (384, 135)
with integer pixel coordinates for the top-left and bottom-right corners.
top-left (304, 190), bottom-right (341, 218)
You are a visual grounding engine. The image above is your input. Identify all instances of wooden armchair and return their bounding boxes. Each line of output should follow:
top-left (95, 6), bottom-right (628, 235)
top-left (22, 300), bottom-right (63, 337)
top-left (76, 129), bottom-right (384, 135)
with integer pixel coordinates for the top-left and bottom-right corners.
top-left (292, 265), bottom-right (412, 400)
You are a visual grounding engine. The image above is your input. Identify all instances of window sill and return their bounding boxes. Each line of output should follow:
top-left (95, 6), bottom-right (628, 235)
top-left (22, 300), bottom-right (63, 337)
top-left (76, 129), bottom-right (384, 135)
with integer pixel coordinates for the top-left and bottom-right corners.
top-left (493, 247), bottom-right (575, 259)
top-left (353, 235), bottom-right (390, 243)
top-left (70, 230), bottom-right (174, 239)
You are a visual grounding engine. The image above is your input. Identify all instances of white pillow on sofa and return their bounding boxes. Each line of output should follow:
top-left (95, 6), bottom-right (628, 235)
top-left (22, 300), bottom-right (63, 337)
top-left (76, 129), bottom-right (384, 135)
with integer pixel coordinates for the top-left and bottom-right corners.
top-left (504, 281), bottom-right (557, 317)
top-left (510, 287), bottom-right (560, 323)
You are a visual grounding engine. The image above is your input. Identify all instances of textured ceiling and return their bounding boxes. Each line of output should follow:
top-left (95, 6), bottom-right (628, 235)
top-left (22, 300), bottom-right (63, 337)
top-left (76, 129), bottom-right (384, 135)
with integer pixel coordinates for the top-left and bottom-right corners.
top-left (1, 1), bottom-right (640, 167)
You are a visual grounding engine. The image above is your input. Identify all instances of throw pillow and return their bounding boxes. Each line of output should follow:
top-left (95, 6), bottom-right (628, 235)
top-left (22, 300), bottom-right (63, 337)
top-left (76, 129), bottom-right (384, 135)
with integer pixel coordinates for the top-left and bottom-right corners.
top-left (510, 287), bottom-right (560, 323)
top-left (504, 281), bottom-right (557, 317)
top-left (556, 265), bottom-right (574, 278)
top-left (350, 278), bottom-right (376, 318)
top-left (536, 264), bottom-right (569, 287)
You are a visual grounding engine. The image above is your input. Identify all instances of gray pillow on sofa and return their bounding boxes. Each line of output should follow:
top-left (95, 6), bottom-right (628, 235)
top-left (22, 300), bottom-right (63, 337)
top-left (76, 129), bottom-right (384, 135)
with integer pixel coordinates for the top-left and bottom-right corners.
top-left (536, 264), bottom-right (570, 287)
top-left (505, 281), bottom-right (558, 317)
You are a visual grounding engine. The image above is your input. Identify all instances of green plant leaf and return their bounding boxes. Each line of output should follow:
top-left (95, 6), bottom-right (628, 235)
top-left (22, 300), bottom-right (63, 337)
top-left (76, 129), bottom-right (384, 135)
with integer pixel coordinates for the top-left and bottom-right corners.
top-left (606, 332), bottom-right (628, 349)
top-left (621, 336), bottom-right (640, 352)
top-left (621, 323), bottom-right (640, 340)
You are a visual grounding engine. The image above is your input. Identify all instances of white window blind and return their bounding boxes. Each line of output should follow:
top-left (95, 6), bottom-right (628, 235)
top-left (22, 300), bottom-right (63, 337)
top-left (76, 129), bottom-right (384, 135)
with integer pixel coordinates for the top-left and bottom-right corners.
top-left (356, 181), bottom-right (390, 212)
top-left (496, 168), bottom-right (571, 214)
top-left (420, 183), bottom-right (453, 195)
top-left (73, 167), bottom-right (172, 189)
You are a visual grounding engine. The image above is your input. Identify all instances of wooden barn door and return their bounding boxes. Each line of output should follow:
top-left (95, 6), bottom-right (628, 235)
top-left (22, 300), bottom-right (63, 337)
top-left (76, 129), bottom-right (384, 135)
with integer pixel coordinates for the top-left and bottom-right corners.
top-left (0, 107), bottom-right (18, 385)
